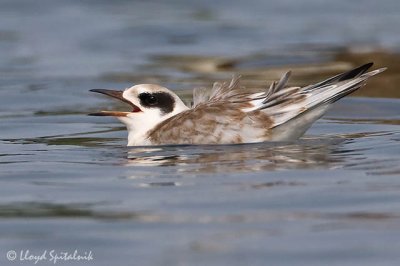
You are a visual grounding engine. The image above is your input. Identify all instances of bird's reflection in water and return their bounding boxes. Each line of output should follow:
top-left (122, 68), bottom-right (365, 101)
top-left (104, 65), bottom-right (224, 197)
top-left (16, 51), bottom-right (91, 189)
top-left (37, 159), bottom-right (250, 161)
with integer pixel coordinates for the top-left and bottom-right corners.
top-left (125, 137), bottom-right (346, 174)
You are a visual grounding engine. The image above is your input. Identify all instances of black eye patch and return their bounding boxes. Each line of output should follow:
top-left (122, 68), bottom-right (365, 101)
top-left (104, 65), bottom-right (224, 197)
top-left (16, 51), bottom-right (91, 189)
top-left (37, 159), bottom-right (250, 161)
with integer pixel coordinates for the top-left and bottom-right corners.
top-left (138, 92), bottom-right (175, 114)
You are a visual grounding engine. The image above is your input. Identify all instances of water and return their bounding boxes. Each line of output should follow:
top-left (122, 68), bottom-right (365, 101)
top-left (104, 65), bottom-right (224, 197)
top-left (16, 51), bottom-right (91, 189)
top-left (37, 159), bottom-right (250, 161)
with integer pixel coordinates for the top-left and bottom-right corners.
top-left (1, 0), bottom-right (400, 265)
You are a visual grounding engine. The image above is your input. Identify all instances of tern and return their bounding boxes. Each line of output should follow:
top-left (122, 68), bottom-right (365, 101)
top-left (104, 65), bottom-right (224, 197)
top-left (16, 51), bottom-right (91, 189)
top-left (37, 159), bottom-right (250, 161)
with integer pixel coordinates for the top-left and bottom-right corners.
top-left (90, 63), bottom-right (385, 146)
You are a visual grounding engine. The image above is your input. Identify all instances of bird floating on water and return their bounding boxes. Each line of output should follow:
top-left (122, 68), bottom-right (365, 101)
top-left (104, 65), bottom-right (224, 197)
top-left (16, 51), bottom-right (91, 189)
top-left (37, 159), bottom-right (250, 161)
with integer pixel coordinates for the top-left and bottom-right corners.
top-left (90, 63), bottom-right (385, 146)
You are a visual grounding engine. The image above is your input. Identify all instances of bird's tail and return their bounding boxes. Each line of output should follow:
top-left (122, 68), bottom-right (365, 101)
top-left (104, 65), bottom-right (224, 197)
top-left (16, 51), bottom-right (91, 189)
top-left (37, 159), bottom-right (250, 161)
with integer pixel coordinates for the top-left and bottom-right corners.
top-left (265, 63), bottom-right (386, 140)
top-left (301, 62), bottom-right (386, 109)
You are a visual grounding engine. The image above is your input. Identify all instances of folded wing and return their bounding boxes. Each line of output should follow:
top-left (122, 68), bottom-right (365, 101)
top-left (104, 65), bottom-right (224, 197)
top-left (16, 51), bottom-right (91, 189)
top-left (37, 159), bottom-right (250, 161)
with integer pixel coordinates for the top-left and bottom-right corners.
top-left (148, 63), bottom-right (385, 144)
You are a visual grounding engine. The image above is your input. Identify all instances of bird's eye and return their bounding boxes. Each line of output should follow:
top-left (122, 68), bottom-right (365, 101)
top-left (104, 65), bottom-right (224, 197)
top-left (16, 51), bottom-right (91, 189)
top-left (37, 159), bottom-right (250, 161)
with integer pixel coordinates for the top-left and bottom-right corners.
top-left (139, 93), bottom-right (159, 106)
top-left (146, 95), bottom-right (158, 105)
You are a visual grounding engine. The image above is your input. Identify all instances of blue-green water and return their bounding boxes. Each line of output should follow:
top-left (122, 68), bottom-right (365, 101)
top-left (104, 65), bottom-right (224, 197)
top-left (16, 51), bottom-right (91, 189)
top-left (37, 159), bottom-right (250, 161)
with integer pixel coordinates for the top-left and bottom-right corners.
top-left (1, 0), bottom-right (400, 265)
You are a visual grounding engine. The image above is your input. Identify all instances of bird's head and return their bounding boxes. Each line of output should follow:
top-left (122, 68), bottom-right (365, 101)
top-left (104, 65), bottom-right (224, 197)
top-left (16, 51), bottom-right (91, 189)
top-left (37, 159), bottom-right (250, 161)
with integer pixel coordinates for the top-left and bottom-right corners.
top-left (90, 84), bottom-right (189, 145)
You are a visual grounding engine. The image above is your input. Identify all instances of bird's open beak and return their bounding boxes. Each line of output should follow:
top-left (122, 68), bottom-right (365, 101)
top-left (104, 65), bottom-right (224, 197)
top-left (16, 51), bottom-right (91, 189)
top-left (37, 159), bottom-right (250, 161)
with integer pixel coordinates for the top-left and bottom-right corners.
top-left (89, 89), bottom-right (141, 116)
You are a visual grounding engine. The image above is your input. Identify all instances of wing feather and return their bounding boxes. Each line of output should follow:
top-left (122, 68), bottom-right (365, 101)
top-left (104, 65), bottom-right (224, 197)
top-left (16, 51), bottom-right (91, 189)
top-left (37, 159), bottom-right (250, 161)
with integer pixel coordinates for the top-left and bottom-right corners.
top-left (190, 63), bottom-right (385, 129)
top-left (192, 87), bottom-right (210, 107)
top-left (148, 63), bottom-right (385, 144)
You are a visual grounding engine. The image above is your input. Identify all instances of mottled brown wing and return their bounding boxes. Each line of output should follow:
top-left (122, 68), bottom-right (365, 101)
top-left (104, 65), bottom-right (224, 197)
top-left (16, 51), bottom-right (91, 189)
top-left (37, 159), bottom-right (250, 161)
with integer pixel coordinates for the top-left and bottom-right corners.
top-left (146, 102), bottom-right (273, 145)
top-left (149, 64), bottom-right (385, 145)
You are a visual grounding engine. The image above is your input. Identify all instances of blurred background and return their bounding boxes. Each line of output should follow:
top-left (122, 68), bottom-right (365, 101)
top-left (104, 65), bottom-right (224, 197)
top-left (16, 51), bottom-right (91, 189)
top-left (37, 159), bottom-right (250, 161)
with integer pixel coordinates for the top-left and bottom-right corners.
top-left (1, 0), bottom-right (399, 95)
top-left (1, 1), bottom-right (400, 266)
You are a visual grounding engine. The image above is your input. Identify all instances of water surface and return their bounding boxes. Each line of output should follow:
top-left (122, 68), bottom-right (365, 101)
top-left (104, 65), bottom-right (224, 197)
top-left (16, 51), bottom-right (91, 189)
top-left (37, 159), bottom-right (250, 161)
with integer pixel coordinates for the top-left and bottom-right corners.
top-left (1, 0), bottom-right (400, 265)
